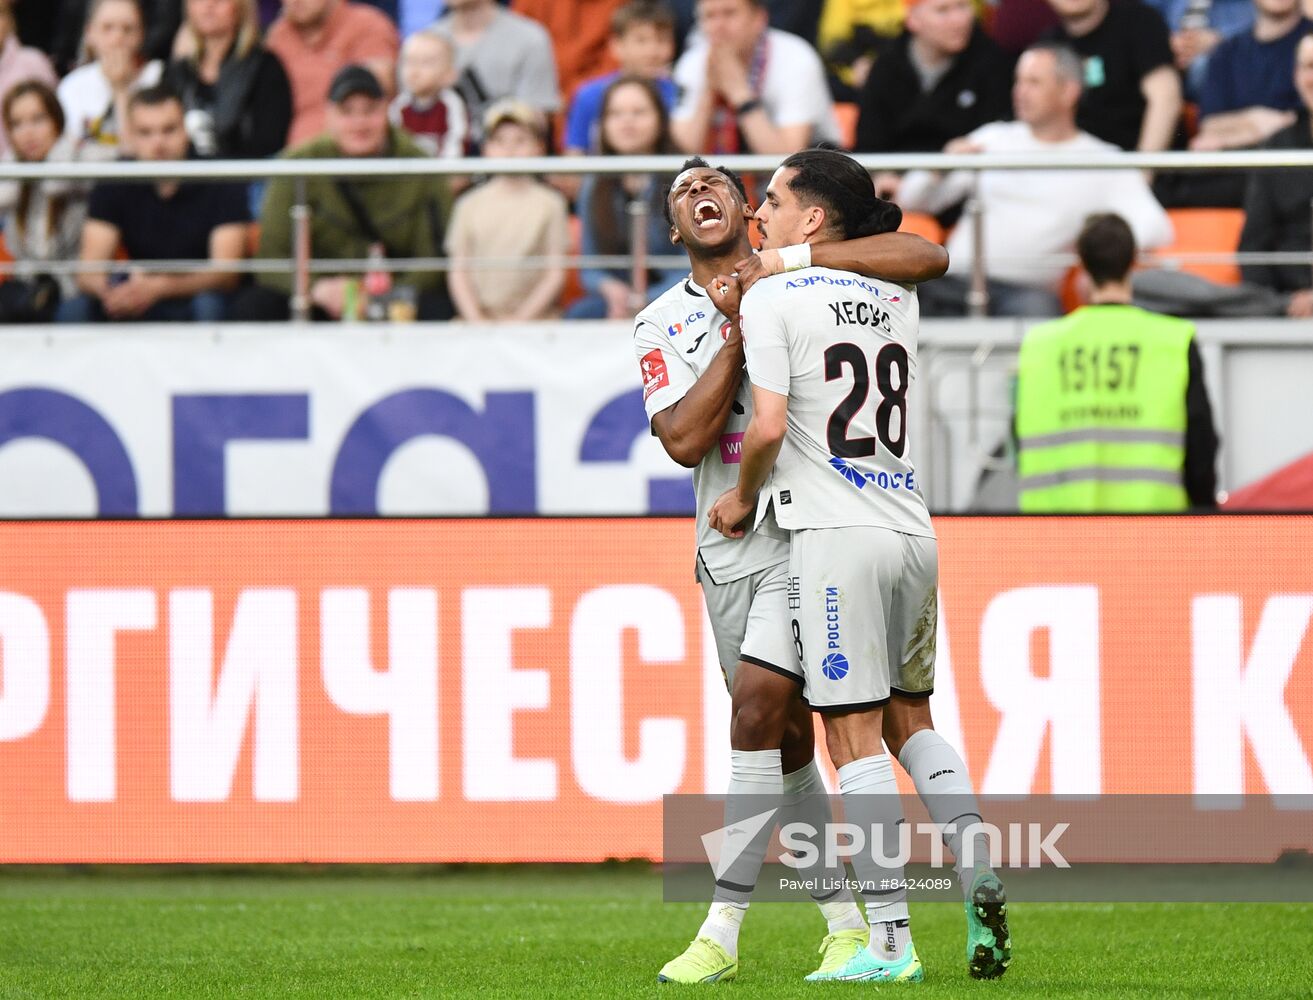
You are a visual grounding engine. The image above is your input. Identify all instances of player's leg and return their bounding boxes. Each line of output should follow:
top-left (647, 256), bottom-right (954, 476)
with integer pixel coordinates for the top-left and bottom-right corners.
top-left (812, 707), bottom-right (922, 983)
top-left (882, 534), bottom-right (1010, 980)
top-left (668, 564), bottom-right (861, 978)
top-left (730, 569), bottom-right (868, 973)
top-left (793, 527), bottom-right (923, 984)
top-left (658, 571), bottom-right (763, 983)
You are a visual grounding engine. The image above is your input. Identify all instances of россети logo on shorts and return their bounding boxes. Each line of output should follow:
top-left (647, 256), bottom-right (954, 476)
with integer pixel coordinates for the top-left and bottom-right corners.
top-left (822, 586), bottom-right (848, 680)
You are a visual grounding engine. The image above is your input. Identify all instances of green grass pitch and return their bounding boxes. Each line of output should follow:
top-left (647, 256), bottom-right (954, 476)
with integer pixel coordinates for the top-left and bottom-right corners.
top-left (1, 866), bottom-right (1310, 998)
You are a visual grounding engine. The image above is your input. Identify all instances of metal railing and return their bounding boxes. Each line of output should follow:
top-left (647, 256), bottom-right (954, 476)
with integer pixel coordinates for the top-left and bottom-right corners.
top-left (4, 149), bottom-right (1312, 320)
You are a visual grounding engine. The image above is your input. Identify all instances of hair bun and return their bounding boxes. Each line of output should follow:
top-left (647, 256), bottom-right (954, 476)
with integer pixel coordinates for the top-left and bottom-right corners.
top-left (855, 199), bottom-right (902, 239)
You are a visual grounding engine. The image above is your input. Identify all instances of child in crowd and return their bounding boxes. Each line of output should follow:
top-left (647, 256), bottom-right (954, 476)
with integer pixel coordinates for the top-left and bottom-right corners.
top-left (563, 0), bottom-right (676, 154)
top-left (390, 29), bottom-right (469, 158)
top-left (446, 100), bottom-right (569, 321)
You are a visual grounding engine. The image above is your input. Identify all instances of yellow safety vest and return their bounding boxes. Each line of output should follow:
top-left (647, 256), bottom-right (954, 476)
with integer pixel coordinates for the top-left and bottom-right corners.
top-left (1015, 304), bottom-right (1193, 512)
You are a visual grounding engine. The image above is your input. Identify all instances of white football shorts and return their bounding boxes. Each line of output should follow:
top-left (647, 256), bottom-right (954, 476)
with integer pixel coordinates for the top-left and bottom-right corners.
top-left (698, 555), bottom-right (804, 691)
top-left (789, 526), bottom-right (938, 711)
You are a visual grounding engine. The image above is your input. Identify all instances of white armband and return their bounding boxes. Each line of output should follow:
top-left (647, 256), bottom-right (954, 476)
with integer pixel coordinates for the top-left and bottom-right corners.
top-left (777, 243), bottom-right (812, 272)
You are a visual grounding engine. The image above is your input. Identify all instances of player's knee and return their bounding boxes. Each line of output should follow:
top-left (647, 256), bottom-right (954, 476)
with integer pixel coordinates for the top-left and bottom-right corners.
top-left (730, 698), bottom-right (789, 751)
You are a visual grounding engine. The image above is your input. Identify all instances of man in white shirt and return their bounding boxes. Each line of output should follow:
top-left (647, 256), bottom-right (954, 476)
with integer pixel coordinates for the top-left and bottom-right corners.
top-left (671, 0), bottom-right (839, 154)
top-left (898, 41), bottom-right (1173, 316)
top-left (710, 148), bottom-right (1011, 984)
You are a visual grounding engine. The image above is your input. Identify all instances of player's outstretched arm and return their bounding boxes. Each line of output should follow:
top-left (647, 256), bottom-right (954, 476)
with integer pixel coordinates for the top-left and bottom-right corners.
top-left (650, 309), bottom-right (745, 468)
top-left (735, 233), bottom-right (948, 293)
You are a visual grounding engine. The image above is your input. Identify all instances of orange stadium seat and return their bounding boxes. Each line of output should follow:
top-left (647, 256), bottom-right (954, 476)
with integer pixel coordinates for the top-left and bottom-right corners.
top-left (898, 211), bottom-right (945, 245)
top-left (1151, 207), bottom-right (1245, 285)
top-left (834, 102), bottom-right (860, 150)
top-left (1059, 265), bottom-right (1086, 313)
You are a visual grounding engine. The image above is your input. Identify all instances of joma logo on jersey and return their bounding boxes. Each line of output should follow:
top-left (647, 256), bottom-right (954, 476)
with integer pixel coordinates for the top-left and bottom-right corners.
top-left (829, 456), bottom-right (917, 492)
top-left (667, 310), bottom-right (706, 336)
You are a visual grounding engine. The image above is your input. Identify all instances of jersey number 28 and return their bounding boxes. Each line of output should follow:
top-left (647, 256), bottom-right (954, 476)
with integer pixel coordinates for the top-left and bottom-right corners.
top-left (824, 342), bottom-right (909, 459)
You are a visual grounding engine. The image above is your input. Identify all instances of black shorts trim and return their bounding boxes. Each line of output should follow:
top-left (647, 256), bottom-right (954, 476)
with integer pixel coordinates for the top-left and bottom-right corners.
top-left (811, 696), bottom-right (891, 714)
top-left (890, 686), bottom-right (934, 700)
top-left (740, 654), bottom-right (804, 686)
top-left (714, 877), bottom-right (756, 894)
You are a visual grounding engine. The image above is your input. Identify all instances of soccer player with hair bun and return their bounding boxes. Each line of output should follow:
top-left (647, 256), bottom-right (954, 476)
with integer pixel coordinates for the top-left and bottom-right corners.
top-left (637, 152), bottom-right (947, 984)
top-left (709, 147), bottom-right (1011, 983)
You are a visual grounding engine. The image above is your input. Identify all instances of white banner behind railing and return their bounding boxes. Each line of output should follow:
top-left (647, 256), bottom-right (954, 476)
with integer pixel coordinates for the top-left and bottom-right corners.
top-left (0, 321), bottom-right (1309, 517)
top-left (0, 324), bottom-right (685, 517)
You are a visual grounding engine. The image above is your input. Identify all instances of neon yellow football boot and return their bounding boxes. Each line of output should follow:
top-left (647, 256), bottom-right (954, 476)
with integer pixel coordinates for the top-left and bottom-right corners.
top-left (807, 927), bottom-right (869, 979)
top-left (657, 937), bottom-right (738, 984)
top-left (807, 940), bottom-right (924, 983)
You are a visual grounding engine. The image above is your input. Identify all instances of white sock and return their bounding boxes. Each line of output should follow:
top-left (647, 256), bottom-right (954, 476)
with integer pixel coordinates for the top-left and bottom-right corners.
top-left (706, 748), bottom-right (783, 956)
top-left (781, 760), bottom-right (864, 933)
top-left (697, 901), bottom-right (747, 956)
top-left (837, 754), bottom-right (913, 960)
top-left (898, 729), bottom-right (993, 897)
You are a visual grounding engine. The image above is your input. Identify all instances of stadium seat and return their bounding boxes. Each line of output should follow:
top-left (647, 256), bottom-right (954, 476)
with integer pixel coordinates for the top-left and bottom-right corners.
top-left (1059, 264), bottom-right (1086, 313)
top-left (834, 102), bottom-right (860, 151)
top-left (1180, 102), bottom-right (1199, 141)
top-left (1151, 208), bottom-right (1245, 285)
top-left (898, 211), bottom-right (946, 245)
top-left (0, 231), bottom-right (11, 285)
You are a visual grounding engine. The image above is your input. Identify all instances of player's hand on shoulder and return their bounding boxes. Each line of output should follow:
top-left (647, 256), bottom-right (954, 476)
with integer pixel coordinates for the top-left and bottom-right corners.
top-left (710, 273), bottom-right (743, 320)
top-left (708, 488), bottom-right (752, 540)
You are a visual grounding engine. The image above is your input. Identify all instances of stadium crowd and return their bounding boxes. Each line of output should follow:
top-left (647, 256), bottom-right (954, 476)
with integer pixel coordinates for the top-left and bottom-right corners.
top-left (0, 0), bottom-right (1310, 322)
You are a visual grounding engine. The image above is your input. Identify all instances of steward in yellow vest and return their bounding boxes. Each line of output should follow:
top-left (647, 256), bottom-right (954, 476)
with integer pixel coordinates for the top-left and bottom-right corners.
top-left (1015, 214), bottom-right (1219, 511)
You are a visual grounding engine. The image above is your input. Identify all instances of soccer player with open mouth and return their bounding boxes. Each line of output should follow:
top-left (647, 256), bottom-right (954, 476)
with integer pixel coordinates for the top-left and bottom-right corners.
top-left (633, 155), bottom-right (947, 983)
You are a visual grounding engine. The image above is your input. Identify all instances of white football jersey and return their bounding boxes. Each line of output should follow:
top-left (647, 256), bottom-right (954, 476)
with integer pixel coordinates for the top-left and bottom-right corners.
top-left (634, 276), bottom-right (789, 583)
top-left (741, 266), bottom-right (934, 537)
